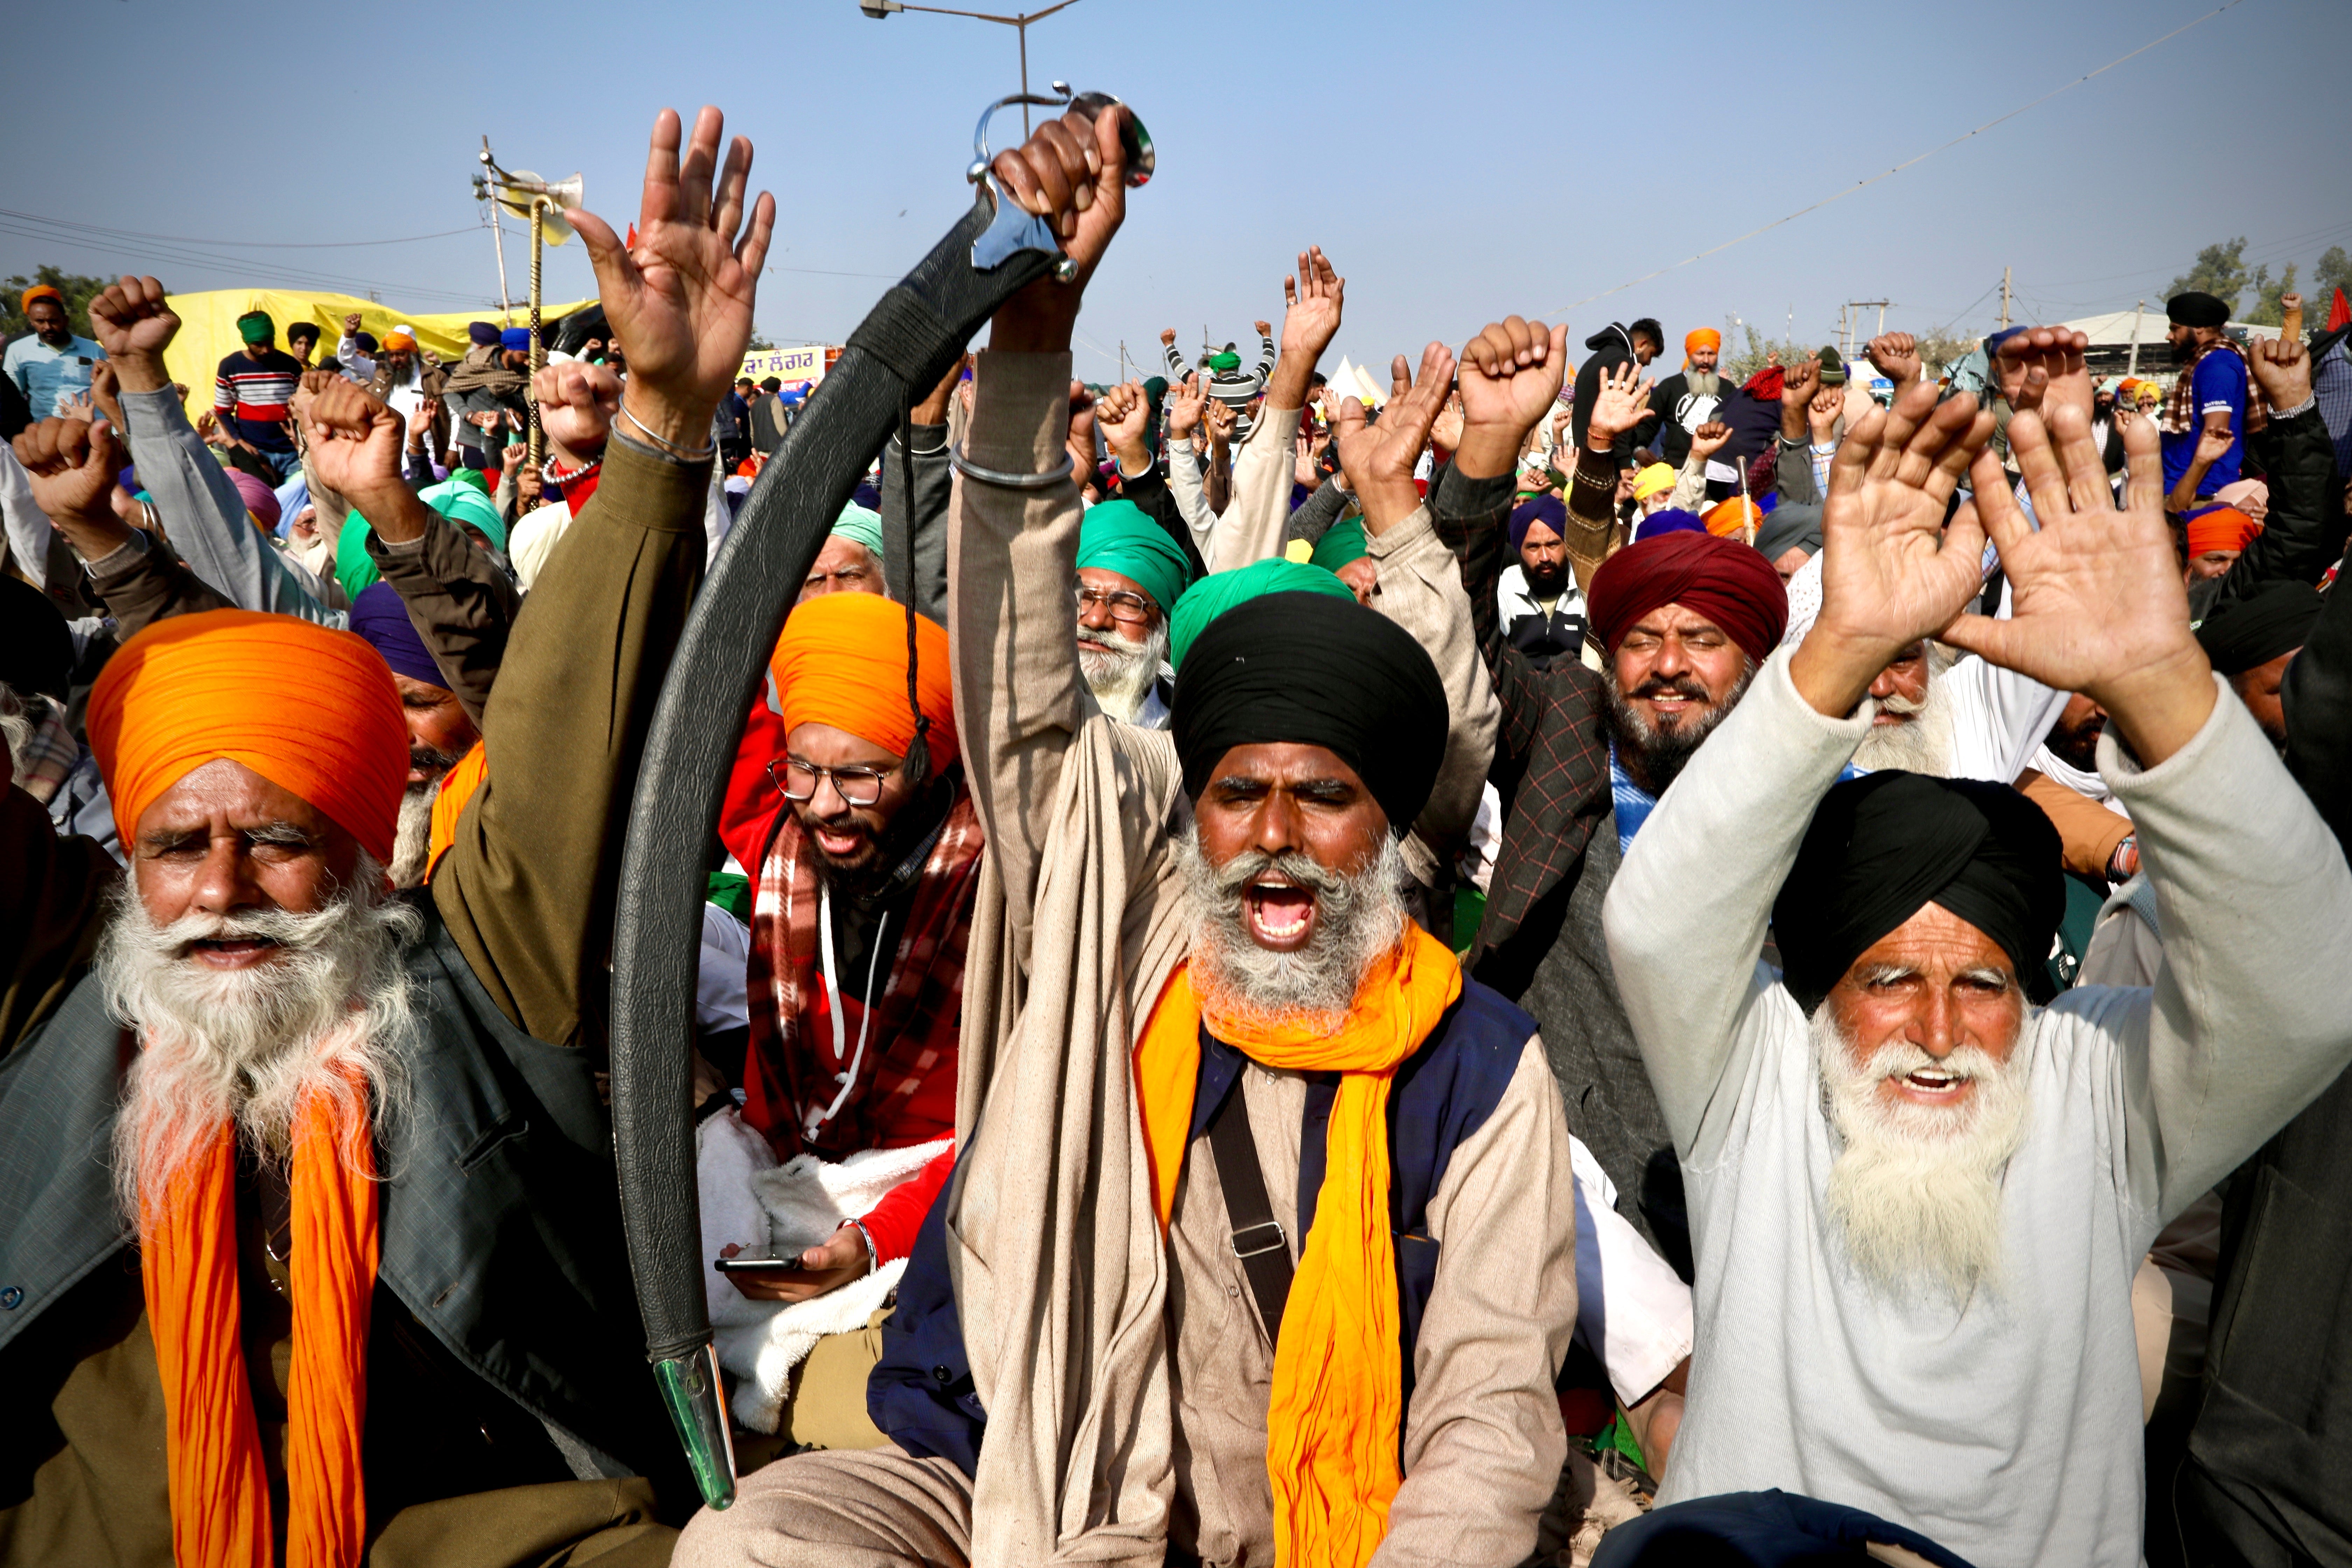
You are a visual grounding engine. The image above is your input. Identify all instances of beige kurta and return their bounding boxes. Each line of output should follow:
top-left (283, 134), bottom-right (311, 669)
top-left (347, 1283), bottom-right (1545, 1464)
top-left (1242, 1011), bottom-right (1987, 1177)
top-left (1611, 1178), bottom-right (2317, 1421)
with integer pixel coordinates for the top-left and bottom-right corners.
top-left (952, 350), bottom-right (1577, 1565)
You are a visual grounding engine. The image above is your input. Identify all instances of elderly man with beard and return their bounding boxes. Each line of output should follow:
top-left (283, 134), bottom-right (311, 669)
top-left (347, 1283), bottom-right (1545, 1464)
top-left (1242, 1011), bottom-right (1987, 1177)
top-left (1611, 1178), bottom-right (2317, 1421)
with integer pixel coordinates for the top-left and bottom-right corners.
top-left (1072, 497), bottom-right (1194, 727)
top-left (0, 104), bottom-right (776, 1566)
top-left (1430, 329), bottom-right (1785, 1278)
top-left (676, 106), bottom-right (1577, 1568)
top-left (1602, 369), bottom-right (2352, 1566)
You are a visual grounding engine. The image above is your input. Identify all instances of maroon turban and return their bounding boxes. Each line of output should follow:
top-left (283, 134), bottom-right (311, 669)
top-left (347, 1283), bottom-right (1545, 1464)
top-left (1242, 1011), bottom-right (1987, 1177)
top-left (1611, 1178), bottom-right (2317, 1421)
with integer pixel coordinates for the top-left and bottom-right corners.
top-left (1587, 530), bottom-right (1788, 663)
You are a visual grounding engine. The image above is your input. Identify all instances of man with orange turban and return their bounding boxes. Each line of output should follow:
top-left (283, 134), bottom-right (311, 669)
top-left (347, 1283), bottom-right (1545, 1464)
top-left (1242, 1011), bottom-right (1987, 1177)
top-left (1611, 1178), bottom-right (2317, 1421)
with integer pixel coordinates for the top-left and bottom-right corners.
top-left (2182, 502), bottom-right (2262, 583)
top-left (698, 589), bottom-right (981, 1445)
top-left (0, 103), bottom-right (778, 1564)
top-left (1646, 324), bottom-right (1727, 470)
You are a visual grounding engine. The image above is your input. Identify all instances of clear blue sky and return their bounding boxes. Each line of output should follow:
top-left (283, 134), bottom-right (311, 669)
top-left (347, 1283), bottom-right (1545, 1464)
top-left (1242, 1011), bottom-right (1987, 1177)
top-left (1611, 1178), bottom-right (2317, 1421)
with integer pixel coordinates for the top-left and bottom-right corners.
top-left (5, 0), bottom-right (2346, 379)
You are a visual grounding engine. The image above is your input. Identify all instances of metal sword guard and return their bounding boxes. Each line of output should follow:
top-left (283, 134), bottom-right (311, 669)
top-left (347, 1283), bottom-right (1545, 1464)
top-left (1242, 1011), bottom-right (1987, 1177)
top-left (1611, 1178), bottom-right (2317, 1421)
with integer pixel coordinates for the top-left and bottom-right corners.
top-left (968, 83), bottom-right (1156, 279)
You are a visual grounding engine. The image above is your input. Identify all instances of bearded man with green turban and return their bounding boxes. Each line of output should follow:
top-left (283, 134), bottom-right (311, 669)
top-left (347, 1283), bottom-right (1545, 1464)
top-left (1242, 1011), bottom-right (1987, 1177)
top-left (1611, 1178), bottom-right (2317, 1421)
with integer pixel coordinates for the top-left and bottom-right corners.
top-left (1074, 499), bottom-right (1198, 727)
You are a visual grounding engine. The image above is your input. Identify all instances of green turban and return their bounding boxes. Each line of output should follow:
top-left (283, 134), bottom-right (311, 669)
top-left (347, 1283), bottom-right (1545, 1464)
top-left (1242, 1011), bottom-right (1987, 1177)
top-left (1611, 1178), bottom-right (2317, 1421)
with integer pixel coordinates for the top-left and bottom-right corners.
top-left (1169, 556), bottom-right (1354, 671)
top-left (449, 467), bottom-right (492, 498)
top-left (236, 311), bottom-right (274, 345)
top-left (337, 479), bottom-right (510, 603)
top-left (421, 478), bottom-right (508, 550)
top-left (830, 502), bottom-right (885, 558)
top-left (1308, 516), bottom-right (1367, 572)
top-left (1077, 500), bottom-right (1194, 619)
top-left (1206, 351), bottom-right (1242, 373)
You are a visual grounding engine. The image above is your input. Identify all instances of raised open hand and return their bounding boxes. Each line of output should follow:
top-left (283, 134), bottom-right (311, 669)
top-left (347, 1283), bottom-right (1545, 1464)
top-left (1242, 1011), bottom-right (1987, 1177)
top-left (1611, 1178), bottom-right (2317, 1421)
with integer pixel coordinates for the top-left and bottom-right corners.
top-left (1166, 371), bottom-right (1206, 439)
top-left (568, 106), bottom-right (775, 449)
top-left (1790, 380), bottom-right (1994, 717)
top-left (299, 377), bottom-right (411, 515)
top-left (987, 102), bottom-right (1131, 352)
top-left (1689, 419), bottom-right (1730, 463)
top-left (1941, 404), bottom-right (2212, 763)
top-left (533, 358), bottom-right (623, 456)
top-left (1865, 332), bottom-right (1921, 388)
top-left (1431, 392), bottom-right (1465, 456)
top-left (2247, 332), bottom-right (2311, 411)
top-left (1332, 339), bottom-right (1454, 534)
top-left (85, 276), bottom-right (180, 393)
top-left (1280, 247), bottom-right (1345, 363)
top-left (1455, 315), bottom-right (1569, 479)
top-left (1994, 327), bottom-right (2092, 424)
top-left (1584, 360), bottom-right (1652, 450)
top-left (2191, 425), bottom-right (2233, 470)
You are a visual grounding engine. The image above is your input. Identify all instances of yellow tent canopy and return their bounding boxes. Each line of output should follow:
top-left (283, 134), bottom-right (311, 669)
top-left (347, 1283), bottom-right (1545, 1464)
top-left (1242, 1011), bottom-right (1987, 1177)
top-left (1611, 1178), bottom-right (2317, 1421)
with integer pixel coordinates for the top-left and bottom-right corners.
top-left (161, 288), bottom-right (594, 425)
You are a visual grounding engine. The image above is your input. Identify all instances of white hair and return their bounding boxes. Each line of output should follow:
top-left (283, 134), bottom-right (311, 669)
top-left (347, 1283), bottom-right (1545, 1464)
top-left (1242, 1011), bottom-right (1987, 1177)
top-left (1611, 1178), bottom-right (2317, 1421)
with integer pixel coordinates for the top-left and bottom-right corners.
top-left (1813, 998), bottom-right (2031, 1306)
top-left (104, 858), bottom-right (421, 1233)
top-left (1078, 613), bottom-right (1170, 724)
top-left (1851, 642), bottom-right (1960, 776)
top-left (0, 681), bottom-right (38, 780)
top-left (387, 782), bottom-right (438, 890)
top-left (1173, 821), bottom-right (1405, 1032)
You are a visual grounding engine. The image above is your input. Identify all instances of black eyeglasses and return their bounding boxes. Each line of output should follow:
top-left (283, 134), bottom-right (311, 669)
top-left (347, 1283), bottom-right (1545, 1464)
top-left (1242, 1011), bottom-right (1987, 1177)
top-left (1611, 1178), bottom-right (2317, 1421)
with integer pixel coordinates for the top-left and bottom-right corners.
top-left (768, 755), bottom-right (897, 806)
top-left (1074, 583), bottom-right (1155, 624)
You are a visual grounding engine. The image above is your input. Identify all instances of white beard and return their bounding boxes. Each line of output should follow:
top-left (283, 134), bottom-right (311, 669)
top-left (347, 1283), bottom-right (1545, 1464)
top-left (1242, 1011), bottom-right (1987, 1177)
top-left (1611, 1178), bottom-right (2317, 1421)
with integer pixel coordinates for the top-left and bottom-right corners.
top-left (0, 685), bottom-right (33, 778)
top-left (1852, 662), bottom-right (1957, 777)
top-left (103, 860), bottom-right (421, 1233)
top-left (1173, 822), bottom-right (1405, 1032)
top-left (1078, 616), bottom-right (1169, 724)
top-left (387, 782), bottom-right (438, 889)
top-left (1814, 1006), bottom-right (2031, 1306)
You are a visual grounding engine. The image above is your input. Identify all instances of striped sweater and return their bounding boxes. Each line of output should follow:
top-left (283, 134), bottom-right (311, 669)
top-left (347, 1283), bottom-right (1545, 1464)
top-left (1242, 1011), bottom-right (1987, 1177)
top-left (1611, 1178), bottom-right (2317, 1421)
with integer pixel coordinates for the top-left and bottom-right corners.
top-left (214, 348), bottom-right (305, 450)
top-left (1165, 332), bottom-right (1276, 443)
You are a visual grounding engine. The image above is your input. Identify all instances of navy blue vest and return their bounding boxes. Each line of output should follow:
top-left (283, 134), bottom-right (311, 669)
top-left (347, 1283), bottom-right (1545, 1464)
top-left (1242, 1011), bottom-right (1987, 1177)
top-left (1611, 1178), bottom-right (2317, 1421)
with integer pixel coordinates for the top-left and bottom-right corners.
top-left (869, 976), bottom-right (1536, 1476)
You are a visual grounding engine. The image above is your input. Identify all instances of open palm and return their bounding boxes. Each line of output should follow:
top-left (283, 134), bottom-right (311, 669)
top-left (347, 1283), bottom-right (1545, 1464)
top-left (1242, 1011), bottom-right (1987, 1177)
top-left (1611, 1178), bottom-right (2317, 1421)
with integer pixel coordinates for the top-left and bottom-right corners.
top-left (1940, 404), bottom-right (2194, 697)
top-left (1814, 381), bottom-right (1994, 657)
top-left (1333, 340), bottom-right (1452, 532)
top-left (1280, 248), bottom-right (1345, 362)
top-left (568, 106), bottom-right (775, 428)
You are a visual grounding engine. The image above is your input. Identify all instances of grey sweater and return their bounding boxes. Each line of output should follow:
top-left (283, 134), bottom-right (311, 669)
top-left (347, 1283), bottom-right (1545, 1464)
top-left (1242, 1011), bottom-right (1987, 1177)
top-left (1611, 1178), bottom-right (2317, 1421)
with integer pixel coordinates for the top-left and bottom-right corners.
top-left (1603, 654), bottom-right (2352, 1567)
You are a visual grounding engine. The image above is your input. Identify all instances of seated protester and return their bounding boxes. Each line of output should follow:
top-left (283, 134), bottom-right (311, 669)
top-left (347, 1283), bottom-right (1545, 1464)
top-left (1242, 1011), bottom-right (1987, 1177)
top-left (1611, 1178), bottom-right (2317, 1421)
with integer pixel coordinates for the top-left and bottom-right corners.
top-left (347, 583), bottom-right (482, 888)
top-left (677, 110), bottom-right (1579, 1568)
top-left (0, 103), bottom-right (774, 1562)
top-left (1498, 493), bottom-right (1588, 670)
top-left (1601, 379), bottom-right (2352, 1566)
top-left (1430, 329), bottom-right (1785, 1277)
top-left (704, 591), bottom-right (978, 1440)
top-left (1074, 498), bottom-right (1194, 727)
top-left (800, 501), bottom-right (888, 602)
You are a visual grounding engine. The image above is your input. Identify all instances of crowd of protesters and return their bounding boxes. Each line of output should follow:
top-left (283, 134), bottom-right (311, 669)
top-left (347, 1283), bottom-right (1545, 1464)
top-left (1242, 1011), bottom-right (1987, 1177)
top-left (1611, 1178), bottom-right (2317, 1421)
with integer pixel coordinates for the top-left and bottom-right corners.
top-left (3, 99), bottom-right (2351, 1568)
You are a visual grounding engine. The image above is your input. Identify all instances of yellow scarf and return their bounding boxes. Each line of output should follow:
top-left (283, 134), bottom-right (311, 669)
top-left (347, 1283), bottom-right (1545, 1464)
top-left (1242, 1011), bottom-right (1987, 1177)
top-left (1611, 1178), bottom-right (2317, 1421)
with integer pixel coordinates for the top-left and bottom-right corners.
top-left (1134, 922), bottom-right (1462, 1568)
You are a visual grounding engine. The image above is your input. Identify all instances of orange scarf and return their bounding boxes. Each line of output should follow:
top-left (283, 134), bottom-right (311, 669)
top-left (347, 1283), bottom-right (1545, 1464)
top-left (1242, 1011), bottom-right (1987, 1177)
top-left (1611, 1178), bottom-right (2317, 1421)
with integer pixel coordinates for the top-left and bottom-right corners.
top-left (140, 1076), bottom-right (380, 1568)
top-left (1134, 923), bottom-right (1462, 1568)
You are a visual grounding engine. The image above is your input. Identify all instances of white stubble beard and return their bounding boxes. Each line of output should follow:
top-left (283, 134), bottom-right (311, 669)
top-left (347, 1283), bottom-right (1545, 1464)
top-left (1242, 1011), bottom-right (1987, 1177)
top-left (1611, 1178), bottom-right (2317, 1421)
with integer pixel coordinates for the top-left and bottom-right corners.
top-left (1078, 615), bottom-right (1169, 724)
top-left (103, 862), bottom-right (422, 1233)
top-left (1814, 1005), bottom-right (2032, 1306)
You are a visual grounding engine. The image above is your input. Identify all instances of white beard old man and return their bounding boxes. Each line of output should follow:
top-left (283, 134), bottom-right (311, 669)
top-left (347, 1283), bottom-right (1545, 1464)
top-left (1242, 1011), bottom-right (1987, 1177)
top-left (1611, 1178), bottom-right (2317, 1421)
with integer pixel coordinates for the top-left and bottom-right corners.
top-left (1603, 364), bottom-right (2352, 1563)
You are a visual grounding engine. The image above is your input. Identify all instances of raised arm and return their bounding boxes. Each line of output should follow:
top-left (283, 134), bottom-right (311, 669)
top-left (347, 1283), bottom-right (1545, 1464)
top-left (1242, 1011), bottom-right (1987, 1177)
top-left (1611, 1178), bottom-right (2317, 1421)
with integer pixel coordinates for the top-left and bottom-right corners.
top-left (85, 278), bottom-right (338, 627)
top-left (9, 416), bottom-right (233, 640)
top-left (1206, 248), bottom-right (1342, 571)
top-left (371, 106), bottom-right (771, 1044)
top-left (2214, 335), bottom-right (2347, 604)
top-left (882, 358), bottom-right (960, 623)
top-left (946, 100), bottom-right (1131, 929)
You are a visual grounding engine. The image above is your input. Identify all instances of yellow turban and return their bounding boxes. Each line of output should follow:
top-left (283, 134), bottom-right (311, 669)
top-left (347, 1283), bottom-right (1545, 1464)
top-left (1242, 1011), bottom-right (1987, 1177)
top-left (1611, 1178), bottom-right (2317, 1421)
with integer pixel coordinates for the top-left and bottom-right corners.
top-left (88, 610), bottom-right (407, 864)
top-left (1632, 463), bottom-right (1676, 502)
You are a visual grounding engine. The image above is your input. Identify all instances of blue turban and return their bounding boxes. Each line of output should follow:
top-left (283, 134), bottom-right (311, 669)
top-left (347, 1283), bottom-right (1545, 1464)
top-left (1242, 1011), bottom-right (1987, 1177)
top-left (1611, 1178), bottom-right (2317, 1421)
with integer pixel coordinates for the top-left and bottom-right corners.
top-left (349, 582), bottom-right (444, 688)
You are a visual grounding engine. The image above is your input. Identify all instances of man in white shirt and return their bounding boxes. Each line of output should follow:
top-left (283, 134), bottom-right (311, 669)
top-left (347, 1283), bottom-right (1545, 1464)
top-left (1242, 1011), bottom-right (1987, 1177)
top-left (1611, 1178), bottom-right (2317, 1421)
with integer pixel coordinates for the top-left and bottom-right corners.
top-left (1604, 376), bottom-right (2352, 1564)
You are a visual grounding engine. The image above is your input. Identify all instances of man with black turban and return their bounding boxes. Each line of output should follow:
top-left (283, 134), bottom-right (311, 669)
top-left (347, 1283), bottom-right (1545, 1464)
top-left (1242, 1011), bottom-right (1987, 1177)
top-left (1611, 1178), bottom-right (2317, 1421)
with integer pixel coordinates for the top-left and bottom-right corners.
top-left (2161, 289), bottom-right (2259, 506)
top-left (680, 111), bottom-right (1581, 1568)
top-left (1602, 370), bottom-right (2352, 1567)
top-left (2195, 577), bottom-right (2322, 755)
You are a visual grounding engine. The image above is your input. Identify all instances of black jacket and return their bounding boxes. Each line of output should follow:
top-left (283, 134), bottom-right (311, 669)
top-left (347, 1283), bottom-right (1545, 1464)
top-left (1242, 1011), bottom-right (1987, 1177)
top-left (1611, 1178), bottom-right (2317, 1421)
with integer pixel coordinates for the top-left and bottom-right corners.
top-left (1570, 324), bottom-right (1658, 462)
top-left (1646, 370), bottom-right (1729, 470)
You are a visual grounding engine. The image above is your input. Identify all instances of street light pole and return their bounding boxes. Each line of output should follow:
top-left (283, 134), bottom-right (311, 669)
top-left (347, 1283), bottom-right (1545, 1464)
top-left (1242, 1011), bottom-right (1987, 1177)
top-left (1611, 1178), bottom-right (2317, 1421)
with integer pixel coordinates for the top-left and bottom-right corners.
top-left (856, 0), bottom-right (1084, 132)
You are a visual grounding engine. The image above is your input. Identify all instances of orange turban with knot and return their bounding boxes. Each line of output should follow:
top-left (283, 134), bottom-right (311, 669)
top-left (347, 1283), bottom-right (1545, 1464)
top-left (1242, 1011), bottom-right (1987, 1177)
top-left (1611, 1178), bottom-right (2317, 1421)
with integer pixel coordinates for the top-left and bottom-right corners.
top-left (1686, 327), bottom-right (1721, 359)
top-left (2184, 505), bottom-right (2261, 559)
top-left (88, 609), bottom-right (408, 865)
top-left (769, 592), bottom-right (958, 767)
top-left (382, 331), bottom-right (416, 353)
top-left (1704, 496), bottom-right (1762, 537)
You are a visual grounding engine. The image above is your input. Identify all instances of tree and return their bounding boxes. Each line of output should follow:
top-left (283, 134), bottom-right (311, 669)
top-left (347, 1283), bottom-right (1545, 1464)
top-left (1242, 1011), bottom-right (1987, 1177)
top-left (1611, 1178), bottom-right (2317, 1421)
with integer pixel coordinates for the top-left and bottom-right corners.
top-left (1719, 319), bottom-right (1818, 385)
top-left (2168, 238), bottom-right (2258, 316)
top-left (2316, 246), bottom-right (2352, 318)
top-left (0, 265), bottom-right (113, 341)
top-left (745, 330), bottom-right (776, 351)
top-left (2242, 262), bottom-right (2299, 328)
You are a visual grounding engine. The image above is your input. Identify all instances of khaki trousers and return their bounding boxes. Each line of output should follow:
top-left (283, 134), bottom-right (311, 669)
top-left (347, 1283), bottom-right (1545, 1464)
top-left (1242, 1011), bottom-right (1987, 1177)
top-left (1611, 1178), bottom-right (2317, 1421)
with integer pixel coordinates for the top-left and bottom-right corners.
top-left (672, 1446), bottom-right (973, 1568)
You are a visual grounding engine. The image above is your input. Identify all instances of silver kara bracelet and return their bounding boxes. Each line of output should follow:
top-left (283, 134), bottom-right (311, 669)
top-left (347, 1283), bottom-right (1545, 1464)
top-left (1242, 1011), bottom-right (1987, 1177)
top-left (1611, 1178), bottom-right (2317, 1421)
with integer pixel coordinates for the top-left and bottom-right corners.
top-left (948, 441), bottom-right (1074, 489)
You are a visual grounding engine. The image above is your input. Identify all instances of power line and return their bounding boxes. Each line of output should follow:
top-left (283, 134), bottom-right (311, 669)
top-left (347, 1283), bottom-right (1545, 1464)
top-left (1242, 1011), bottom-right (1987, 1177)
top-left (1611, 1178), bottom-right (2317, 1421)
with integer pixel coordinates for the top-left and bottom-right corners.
top-left (0, 208), bottom-right (484, 250)
top-left (1544, 0), bottom-right (2256, 317)
top-left (0, 215), bottom-right (514, 307)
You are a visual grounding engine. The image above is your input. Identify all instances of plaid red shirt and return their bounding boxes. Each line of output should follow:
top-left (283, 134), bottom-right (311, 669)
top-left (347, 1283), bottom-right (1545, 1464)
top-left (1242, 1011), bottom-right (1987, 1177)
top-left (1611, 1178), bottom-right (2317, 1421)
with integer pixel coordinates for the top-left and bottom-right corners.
top-left (1431, 461), bottom-right (1617, 999)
